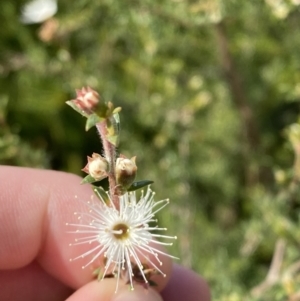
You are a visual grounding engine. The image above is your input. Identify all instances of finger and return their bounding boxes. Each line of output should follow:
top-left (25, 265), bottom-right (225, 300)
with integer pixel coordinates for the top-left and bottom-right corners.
top-left (66, 278), bottom-right (163, 301)
top-left (161, 264), bottom-right (210, 301)
top-left (0, 261), bottom-right (72, 301)
top-left (0, 166), bottom-right (92, 285)
top-left (0, 166), bottom-right (172, 291)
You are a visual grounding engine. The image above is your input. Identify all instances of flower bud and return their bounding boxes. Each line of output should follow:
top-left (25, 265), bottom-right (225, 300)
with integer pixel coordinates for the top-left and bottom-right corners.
top-left (73, 86), bottom-right (100, 112)
top-left (115, 156), bottom-right (137, 188)
top-left (82, 153), bottom-right (108, 181)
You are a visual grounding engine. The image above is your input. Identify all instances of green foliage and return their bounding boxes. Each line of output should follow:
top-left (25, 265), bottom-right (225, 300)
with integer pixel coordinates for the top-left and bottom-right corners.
top-left (1, 0), bottom-right (300, 299)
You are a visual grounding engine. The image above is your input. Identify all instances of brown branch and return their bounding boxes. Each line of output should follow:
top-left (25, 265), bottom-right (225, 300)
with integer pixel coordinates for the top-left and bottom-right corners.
top-left (284, 260), bottom-right (300, 278)
top-left (251, 239), bottom-right (286, 298)
top-left (215, 21), bottom-right (259, 149)
top-left (215, 21), bottom-right (260, 185)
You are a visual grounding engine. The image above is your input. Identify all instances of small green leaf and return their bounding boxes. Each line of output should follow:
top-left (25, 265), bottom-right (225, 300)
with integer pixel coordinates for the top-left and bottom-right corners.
top-left (93, 186), bottom-right (110, 204)
top-left (113, 107), bottom-right (122, 114)
top-left (92, 267), bottom-right (101, 277)
top-left (113, 112), bottom-right (120, 137)
top-left (92, 267), bottom-right (114, 281)
top-left (105, 113), bottom-right (120, 146)
top-left (66, 101), bottom-right (89, 117)
top-left (85, 113), bottom-right (103, 131)
top-left (81, 174), bottom-right (98, 184)
top-left (106, 101), bottom-right (118, 118)
top-left (106, 118), bottom-right (115, 136)
top-left (127, 180), bottom-right (154, 191)
top-left (106, 134), bottom-right (119, 146)
top-left (95, 102), bottom-right (112, 118)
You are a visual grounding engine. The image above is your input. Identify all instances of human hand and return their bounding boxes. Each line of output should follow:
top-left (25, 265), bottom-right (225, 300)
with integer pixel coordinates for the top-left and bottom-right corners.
top-left (0, 166), bottom-right (210, 301)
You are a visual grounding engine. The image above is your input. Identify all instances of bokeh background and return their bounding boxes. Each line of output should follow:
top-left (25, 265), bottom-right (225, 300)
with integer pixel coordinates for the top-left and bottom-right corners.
top-left (1, 0), bottom-right (300, 300)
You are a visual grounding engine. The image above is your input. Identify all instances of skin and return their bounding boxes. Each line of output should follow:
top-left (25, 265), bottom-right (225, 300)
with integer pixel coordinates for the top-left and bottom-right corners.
top-left (0, 166), bottom-right (210, 301)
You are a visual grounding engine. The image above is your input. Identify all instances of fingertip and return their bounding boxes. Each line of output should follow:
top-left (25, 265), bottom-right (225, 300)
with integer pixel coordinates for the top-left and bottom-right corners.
top-left (161, 264), bottom-right (210, 301)
top-left (112, 285), bottom-right (163, 301)
top-left (0, 166), bottom-right (93, 284)
top-left (66, 279), bottom-right (163, 301)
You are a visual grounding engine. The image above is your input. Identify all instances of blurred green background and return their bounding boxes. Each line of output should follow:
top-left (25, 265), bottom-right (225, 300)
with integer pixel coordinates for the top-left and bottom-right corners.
top-left (1, 0), bottom-right (300, 300)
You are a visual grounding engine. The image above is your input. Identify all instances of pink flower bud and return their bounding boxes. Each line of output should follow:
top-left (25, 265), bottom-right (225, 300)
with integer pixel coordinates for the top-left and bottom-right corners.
top-left (82, 153), bottom-right (108, 181)
top-left (72, 87), bottom-right (100, 112)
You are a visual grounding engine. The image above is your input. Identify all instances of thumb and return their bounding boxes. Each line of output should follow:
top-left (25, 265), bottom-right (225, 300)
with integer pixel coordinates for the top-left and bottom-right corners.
top-left (66, 278), bottom-right (163, 301)
top-left (112, 285), bottom-right (162, 301)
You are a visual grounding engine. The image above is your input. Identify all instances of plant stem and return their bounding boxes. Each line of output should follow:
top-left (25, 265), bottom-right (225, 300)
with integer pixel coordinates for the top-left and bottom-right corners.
top-left (96, 120), bottom-right (119, 209)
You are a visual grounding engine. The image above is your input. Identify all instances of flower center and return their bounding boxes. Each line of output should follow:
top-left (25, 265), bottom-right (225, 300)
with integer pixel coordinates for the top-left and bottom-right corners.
top-left (112, 223), bottom-right (129, 240)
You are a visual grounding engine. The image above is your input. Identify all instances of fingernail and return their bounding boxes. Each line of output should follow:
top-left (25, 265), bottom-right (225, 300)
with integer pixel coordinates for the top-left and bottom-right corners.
top-left (112, 287), bottom-right (163, 301)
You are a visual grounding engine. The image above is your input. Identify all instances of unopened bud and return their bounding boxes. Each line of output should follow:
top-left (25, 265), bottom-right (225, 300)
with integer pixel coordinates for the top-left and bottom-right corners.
top-left (73, 86), bottom-right (100, 112)
top-left (115, 156), bottom-right (137, 188)
top-left (82, 153), bottom-right (108, 181)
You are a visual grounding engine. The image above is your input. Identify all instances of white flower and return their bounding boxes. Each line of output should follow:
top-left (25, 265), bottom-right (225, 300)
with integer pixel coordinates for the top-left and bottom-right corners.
top-left (20, 0), bottom-right (57, 24)
top-left (67, 187), bottom-right (177, 292)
